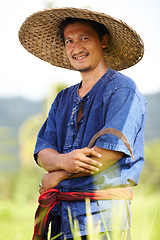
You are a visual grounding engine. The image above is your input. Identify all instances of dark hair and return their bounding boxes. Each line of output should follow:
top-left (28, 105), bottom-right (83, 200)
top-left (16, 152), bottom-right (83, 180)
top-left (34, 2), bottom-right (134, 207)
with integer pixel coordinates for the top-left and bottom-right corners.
top-left (60, 18), bottom-right (109, 46)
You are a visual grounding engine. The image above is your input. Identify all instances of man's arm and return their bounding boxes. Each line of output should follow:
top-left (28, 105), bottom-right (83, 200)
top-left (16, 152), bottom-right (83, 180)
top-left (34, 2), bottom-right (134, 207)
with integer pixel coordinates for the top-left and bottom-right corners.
top-left (91, 146), bottom-right (123, 172)
top-left (39, 146), bottom-right (123, 194)
top-left (37, 147), bottom-right (103, 174)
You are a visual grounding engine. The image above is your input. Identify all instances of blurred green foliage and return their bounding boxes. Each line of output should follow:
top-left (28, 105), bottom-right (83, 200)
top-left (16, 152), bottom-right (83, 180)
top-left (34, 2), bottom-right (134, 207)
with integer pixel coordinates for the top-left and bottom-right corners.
top-left (141, 140), bottom-right (160, 191)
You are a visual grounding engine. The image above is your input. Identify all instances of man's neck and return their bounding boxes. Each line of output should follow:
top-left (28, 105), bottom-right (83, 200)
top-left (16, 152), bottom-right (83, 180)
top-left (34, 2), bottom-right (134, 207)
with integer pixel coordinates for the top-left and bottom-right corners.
top-left (79, 65), bottom-right (108, 98)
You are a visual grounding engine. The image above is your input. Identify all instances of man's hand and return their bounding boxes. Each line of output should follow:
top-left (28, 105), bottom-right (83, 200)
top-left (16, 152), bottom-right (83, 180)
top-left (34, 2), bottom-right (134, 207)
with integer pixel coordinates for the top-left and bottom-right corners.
top-left (58, 147), bottom-right (102, 174)
top-left (39, 171), bottom-right (65, 194)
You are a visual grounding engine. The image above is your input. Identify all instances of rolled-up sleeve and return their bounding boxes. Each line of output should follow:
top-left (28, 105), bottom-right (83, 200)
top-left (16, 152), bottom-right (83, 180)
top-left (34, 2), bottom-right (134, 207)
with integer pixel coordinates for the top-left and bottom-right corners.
top-left (95, 87), bottom-right (143, 158)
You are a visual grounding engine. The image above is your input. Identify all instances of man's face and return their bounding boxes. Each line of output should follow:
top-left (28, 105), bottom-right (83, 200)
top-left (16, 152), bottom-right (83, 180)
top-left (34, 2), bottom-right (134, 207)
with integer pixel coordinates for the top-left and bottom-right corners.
top-left (63, 22), bottom-right (107, 72)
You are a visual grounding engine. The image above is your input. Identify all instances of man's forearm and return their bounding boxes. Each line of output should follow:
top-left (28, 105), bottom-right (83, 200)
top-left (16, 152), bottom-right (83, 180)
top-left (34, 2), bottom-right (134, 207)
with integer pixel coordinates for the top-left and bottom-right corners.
top-left (37, 147), bottom-right (103, 174)
top-left (39, 169), bottom-right (92, 194)
top-left (37, 148), bottom-right (61, 172)
top-left (91, 146), bottom-right (123, 173)
top-left (37, 146), bottom-right (123, 176)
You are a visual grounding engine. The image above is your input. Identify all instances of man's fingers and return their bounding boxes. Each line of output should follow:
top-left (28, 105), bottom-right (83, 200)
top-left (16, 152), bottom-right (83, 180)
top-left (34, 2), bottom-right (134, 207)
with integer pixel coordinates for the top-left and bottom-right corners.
top-left (87, 156), bottom-right (102, 167)
top-left (90, 148), bottom-right (102, 158)
top-left (39, 186), bottom-right (44, 194)
top-left (75, 157), bottom-right (102, 173)
top-left (84, 147), bottom-right (102, 158)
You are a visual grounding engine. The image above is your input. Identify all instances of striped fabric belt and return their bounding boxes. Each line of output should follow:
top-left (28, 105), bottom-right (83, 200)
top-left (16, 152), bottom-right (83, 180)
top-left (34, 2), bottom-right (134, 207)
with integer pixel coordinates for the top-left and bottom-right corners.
top-left (32, 187), bottom-right (133, 240)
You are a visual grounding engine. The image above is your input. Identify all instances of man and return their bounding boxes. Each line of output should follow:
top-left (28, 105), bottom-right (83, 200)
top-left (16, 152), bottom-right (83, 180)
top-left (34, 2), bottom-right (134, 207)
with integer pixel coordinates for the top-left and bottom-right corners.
top-left (19, 7), bottom-right (147, 240)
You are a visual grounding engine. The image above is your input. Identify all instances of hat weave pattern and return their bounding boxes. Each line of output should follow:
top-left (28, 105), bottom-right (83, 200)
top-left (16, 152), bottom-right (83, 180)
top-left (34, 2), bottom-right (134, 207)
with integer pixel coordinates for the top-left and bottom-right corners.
top-left (19, 7), bottom-right (144, 71)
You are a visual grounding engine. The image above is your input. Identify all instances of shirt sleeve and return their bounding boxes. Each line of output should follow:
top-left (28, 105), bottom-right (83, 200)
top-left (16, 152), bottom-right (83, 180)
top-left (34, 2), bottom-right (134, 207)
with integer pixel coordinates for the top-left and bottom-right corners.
top-left (34, 98), bottom-right (59, 163)
top-left (95, 87), bottom-right (143, 157)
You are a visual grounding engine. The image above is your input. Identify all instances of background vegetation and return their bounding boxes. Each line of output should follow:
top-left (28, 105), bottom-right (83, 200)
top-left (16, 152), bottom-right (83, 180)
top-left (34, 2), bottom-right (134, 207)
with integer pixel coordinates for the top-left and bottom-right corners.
top-left (0, 87), bottom-right (160, 239)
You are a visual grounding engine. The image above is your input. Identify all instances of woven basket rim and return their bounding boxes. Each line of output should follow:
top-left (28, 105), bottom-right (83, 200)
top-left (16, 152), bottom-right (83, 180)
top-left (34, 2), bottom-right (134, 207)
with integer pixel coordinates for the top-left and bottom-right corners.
top-left (18, 7), bottom-right (144, 71)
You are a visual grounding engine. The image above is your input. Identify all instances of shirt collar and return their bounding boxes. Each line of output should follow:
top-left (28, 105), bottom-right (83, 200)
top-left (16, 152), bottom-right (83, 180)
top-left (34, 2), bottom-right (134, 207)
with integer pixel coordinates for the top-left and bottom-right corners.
top-left (75, 68), bottom-right (111, 103)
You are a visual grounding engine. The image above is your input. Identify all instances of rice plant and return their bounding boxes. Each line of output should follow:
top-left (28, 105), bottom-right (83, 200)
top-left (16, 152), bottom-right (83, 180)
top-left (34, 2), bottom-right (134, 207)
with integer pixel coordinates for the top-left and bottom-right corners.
top-left (50, 198), bottom-right (129, 240)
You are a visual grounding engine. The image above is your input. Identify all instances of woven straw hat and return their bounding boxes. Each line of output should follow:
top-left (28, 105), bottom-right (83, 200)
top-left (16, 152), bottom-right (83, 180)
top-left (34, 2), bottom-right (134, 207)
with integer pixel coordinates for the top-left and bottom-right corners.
top-left (18, 7), bottom-right (144, 71)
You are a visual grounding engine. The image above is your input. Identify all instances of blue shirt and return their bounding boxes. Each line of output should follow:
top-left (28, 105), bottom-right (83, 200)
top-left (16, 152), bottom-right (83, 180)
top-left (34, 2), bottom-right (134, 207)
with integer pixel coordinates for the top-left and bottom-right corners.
top-left (34, 68), bottom-right (147, 238)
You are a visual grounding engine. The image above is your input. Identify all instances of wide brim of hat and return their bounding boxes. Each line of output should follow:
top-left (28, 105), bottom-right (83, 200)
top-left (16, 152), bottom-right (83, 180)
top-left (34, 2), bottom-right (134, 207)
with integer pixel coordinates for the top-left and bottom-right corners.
top-left (18, 7), bottom-right (144, 71)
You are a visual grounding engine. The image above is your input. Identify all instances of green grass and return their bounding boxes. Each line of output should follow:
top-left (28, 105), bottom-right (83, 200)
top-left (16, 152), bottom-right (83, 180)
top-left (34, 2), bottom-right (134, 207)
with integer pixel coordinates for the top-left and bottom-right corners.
top-left (0, 200), bottom-right (37, 240)
top-left (0, 188), bottom-right (160, 240)
top-left (131, 187), bottom-right (160, 240)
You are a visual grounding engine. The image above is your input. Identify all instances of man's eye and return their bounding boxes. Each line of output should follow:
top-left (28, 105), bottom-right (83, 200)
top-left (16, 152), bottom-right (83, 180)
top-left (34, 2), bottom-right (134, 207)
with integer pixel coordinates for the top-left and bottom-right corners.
top-left (81, 37), bottom-right (88, 41)
top-left (65, 39), bottom-right (72, 44)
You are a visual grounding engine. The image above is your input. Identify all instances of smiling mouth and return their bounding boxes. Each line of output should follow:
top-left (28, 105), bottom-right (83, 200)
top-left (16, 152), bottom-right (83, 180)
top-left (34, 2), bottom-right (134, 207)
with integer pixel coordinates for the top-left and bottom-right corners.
top-left (72, 53), bottom-right (89, 60)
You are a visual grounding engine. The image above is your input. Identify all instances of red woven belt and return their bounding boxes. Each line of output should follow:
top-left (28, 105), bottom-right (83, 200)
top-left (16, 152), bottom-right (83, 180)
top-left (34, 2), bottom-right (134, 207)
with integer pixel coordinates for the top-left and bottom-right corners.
top-left (32, 187), bottom-right (133, 240)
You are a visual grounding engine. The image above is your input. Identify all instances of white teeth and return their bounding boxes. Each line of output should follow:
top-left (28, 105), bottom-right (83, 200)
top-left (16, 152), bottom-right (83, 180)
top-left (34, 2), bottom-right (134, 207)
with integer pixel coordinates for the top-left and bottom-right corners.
top-left (76, 56), bottom-right (86, 60)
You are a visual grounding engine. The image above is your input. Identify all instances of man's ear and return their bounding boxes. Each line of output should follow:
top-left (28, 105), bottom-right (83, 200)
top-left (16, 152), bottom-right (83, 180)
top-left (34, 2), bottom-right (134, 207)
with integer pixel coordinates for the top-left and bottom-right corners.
top-left (101, 34), bottom-right (109, 48)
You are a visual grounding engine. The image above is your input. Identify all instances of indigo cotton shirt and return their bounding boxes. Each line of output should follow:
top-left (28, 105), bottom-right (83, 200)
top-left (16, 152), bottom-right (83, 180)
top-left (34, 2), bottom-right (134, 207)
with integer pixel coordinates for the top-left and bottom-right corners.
top-left (34, 68), bottom-right (147, 238)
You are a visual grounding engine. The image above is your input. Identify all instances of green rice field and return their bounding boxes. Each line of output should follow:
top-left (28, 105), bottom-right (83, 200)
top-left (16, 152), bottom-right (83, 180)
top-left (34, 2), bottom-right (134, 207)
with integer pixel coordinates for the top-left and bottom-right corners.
top-left (0, 186), bottom-right (160, 240)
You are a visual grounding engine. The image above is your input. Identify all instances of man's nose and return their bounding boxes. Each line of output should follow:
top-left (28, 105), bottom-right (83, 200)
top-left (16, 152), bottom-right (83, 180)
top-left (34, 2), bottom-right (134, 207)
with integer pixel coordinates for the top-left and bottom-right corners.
top-left (73, 41), bottom-right (84, 54)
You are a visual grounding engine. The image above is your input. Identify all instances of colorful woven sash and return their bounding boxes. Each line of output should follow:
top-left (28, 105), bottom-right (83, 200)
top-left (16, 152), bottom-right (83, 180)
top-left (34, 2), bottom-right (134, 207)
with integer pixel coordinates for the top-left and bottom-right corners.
top-left (32, 187), bottom-right (133, 240)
